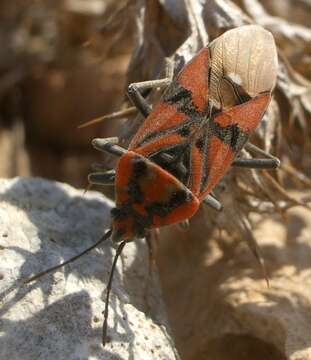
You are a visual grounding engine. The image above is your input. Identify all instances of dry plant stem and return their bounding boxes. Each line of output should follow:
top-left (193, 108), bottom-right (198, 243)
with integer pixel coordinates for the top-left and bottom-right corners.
top-left (247, 168), bottom-right (287, 218)
top-left (281, 163), bottom-right (311, 187)
top-left (238, 214), bottom-right (269, 287)
top-left (242, 0), bottom-right (311, 48)
top-left (78, 107), bottom-right (137, 129)
top-left (262, 170), bottom-right (309, 208)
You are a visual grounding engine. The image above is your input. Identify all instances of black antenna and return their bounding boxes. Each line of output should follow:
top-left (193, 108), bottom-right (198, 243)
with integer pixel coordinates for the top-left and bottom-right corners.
top-left (102, 240), bottom-right (126, 346)
top-left (23, 229), bottom-right (112, 284)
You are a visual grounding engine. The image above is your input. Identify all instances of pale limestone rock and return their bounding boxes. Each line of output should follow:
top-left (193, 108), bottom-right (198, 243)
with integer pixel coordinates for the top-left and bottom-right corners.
top-left (0, 177), bottom-right (178, 360)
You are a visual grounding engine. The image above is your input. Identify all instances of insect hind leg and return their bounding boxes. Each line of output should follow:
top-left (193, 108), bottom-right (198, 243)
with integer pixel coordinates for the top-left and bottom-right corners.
top-left (203, 194), bottom-right (223, 211)
top-left (232, 158), bottom-right (280, 169)
top-left (232, 143), bottom-right (280, 169)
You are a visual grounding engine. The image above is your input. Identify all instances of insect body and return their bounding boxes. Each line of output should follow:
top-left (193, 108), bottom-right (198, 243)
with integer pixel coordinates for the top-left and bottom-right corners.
top-left (98, 25), bottom-right (279, 243)
top-left (25, 25), bottom-right (280, 345)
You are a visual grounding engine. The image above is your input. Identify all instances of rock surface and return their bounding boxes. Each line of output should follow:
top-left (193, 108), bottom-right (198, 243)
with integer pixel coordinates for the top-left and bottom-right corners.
top-left (157, 192), bottom-right (311, 360)
top-left (0, 177), bottom-right (178, 360)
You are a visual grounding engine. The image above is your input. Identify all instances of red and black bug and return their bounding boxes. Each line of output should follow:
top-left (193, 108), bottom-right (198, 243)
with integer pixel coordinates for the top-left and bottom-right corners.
top-left (24, 25), bottom-right (280, 345)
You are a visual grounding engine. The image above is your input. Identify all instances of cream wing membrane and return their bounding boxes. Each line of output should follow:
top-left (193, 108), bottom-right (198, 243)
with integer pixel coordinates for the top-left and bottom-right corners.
top-left (208, 25), bottom-right (278, 110)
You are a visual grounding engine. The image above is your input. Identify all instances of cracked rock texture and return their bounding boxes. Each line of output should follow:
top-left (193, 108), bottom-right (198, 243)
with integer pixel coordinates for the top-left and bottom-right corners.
top-left (0, 177), bottom-right (178, 360)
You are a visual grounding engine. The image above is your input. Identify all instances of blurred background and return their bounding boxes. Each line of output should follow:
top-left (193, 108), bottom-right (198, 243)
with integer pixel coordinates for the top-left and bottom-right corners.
top-left (0, 0), bottom-right (136, 187)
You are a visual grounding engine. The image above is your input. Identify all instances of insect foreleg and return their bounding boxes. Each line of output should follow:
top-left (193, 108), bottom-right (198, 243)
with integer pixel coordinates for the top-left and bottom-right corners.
top-left (203, 194), bottom-right (223, 211)
top-left (88, 170), bottom-right (115, 186)
top-left (92, 137), bottom-right (126, 157)
top-left (127, 78), bottom-right (172, 117)
top-left (80, 58), bottom-right (174, 128)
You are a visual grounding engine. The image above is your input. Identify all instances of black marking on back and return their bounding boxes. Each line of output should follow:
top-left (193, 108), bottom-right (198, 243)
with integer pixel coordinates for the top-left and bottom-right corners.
top-left (177, 124), bottom-right (191, 137)
top-left (149, 142), bottom-right (191, 186)
top-left (211, 121), bottom-right (249, 153)
top-left (198, 126), bottom-right (211, 193)
top-left (136, 118), bottom-right (197, 148)
top-left (127, 181), bottom-right (144, 203)
top-left (126, 156), bottom-right (148, 203)
top-left (111, 207), bottom-right (127, 221)
top-left (132, 156), bottom-right (148, 178)
top-left (112, 160), bottom-right (193, 237)
top-left (195, 137), bottom-right (205, 152)
top-left (145, 189), bottom-right (192, 218)
top-left (163, 82), bottom-right (206, 117)
top-left (198, 113), bottom-right (250, 193)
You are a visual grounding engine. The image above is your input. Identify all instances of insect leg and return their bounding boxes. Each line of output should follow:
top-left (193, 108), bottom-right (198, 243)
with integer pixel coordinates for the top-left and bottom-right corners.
top-left (143, 232), bottom-right (158, 312)
top-left (178, 219), bottom-right (190, 230)
top-left (232, 158), bottom-right (280, 169)
top-left (127, 57), bottom-right (174, 118)
top-left (103, 241), bottom-right (126, 346)
top-left (244, 143), bottom-right (279, 160)
top-left (146, 232), bottom-right (157, 274)
top-left (203, 194), bottom-right (223, 211)
top-left (127, 78), bottom-right (172, 117)
top-left (88, 170), bottom-right (115, 186)
top-left (233, 143), bottom-right (281, 169)
top-left (92, 137), bottom-right (126, 157)
top-left (91, 162), bottom-right (112, 171)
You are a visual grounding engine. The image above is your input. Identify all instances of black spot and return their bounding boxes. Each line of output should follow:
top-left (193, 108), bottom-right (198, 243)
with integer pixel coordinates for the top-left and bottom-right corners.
top-left (112, 228), bottom-right (126, 242)
top-left (196, 138), bottom-right (204, 151)
top-left (127, 181), bottom-right (144, 203)
top-left (208, 65), bottom-right (212, 83)
top-left (146, 202), bottom-right (170, 217)
top-left (164, 86), bottom-right (192, 105)
top-left (178, 126), bottom-right (191, 137)
top-left (163, 83), bottom-right (200, 117)
top-left (230, 124), bottom-right (240, 149)
top-left (132, 157), bottom-right (147, 178)
top-left (145, 190), bottom-right (190, 218)
top-left (111, 207), bottom-right (128, 220)
top-left (169, 190), bottom-right (189, 207)
top-left (149, 142), bottom-right (191, 186)
top-left (132, 222), bottom-right (146, 238)
top-left (210, 118), bottom-right (249, 153)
